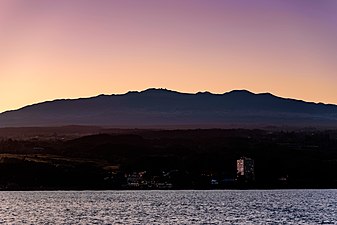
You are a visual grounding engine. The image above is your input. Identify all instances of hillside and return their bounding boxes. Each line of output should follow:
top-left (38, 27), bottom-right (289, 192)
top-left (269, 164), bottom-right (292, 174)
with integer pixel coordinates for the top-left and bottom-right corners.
top-left (0, 89), bottom-right (336, 128)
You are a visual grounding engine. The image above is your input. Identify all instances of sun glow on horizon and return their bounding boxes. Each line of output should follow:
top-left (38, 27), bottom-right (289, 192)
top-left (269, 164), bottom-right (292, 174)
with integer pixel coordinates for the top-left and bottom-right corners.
top-left (1, 0), bottom-right (337, 112)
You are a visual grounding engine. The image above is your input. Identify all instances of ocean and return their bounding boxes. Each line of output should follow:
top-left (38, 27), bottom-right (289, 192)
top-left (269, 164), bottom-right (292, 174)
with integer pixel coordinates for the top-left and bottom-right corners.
top-left (0, 190), bottom-right (336, 224)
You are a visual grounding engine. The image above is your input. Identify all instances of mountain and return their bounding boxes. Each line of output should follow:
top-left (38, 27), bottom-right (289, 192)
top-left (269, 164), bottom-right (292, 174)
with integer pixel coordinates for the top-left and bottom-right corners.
top-left (1, 88), bottom-right (337, 128)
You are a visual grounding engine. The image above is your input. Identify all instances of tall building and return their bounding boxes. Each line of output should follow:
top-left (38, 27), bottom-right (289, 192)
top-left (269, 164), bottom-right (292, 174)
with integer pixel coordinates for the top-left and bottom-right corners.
top-left (237, 157), bottom-right (255, 182)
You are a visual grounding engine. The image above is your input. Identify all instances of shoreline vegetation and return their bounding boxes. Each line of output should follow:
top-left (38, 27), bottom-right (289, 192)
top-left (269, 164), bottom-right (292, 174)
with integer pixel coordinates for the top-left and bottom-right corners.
top-left (0, 127), bottom-right (336, 191)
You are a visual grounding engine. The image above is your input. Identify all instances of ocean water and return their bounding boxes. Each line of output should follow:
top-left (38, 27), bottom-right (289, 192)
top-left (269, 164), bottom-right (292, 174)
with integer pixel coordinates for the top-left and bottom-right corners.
top-left (0, 190), bottom-right (336, 224)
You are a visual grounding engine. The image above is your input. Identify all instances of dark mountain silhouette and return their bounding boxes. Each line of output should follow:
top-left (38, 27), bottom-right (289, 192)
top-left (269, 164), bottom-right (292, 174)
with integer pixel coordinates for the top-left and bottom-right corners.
top-left (1, 88), bottom-right (336, 128)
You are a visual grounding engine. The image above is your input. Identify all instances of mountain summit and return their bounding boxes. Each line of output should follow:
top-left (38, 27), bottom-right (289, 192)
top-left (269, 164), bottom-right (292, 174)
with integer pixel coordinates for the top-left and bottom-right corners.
top-left (1, 89), bottom-right (336, 128)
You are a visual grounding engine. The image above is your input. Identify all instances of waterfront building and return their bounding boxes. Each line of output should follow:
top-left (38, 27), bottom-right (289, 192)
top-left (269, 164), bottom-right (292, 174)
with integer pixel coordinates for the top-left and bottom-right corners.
top-left (237, 157), bottom-right (255, 182)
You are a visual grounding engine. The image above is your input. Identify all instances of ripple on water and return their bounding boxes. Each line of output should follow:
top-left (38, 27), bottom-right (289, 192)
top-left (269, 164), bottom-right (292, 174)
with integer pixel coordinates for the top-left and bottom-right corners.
top-left (0, 190), bottom-right (336, 224)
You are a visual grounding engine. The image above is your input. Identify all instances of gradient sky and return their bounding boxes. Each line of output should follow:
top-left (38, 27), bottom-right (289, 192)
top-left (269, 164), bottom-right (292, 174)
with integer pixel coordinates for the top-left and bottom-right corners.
top-left (1, 0), bottom-right (337, 112)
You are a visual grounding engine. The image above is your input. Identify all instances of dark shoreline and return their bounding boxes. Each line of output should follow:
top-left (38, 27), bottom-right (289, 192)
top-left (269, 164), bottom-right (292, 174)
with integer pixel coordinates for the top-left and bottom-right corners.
top-left (1, 187), bottom-right (337, 192)
top-left (1, 128), bottom-right (337, 191)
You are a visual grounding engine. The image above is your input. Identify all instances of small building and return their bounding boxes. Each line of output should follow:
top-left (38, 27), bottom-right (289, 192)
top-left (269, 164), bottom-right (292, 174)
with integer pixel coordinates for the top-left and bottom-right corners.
top-left (126, 172), bottom-right (147, 188)
top-left (237, 157), bottom-right (255, 182)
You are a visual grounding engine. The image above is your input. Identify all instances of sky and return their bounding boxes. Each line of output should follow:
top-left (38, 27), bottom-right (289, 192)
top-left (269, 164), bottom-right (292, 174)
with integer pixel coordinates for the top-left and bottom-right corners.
top-left (1, 0), bottom-right (337, 112)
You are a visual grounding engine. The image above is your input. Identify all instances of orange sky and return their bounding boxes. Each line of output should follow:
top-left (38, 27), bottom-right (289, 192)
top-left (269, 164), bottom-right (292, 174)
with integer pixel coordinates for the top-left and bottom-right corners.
top-left (1, 0), bottom-right (337, 112)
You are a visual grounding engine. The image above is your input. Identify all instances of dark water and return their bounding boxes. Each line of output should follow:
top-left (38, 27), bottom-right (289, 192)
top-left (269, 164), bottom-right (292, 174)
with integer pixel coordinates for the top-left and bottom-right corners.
top-left (0, 190), bottom-right (336, 224)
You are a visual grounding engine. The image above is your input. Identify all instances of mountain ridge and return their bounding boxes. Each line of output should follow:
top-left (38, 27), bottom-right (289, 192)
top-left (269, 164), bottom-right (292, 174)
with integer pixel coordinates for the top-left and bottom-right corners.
top-left (1, 88), bottom-right (336, 128)
top-left (3, 88), bottom-right (335, 114)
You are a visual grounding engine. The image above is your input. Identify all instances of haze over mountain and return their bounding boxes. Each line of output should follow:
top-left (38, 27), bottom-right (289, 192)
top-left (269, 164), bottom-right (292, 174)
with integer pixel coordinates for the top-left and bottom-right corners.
top-left (1, 89), bottom-right (337, 128)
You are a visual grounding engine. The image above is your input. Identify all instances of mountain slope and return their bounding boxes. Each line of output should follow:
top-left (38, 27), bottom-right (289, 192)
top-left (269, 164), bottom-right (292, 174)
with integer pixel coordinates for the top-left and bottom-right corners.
top-left (1, 88), bottom-right (337, 128)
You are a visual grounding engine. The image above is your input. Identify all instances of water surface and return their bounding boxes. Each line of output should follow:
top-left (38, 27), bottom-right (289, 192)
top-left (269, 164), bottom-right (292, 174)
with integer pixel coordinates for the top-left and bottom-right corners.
top-left (0, 190), bottom-right (336, 224)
